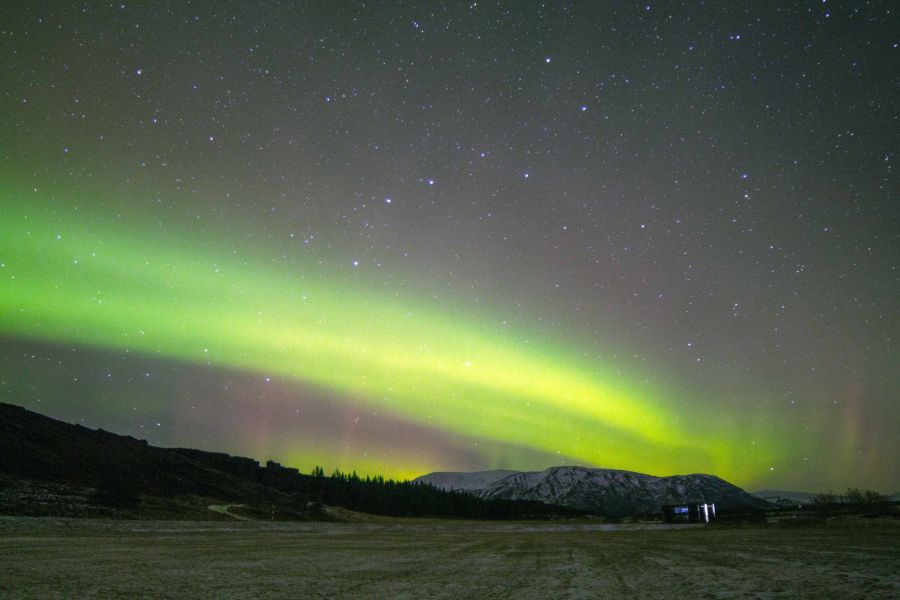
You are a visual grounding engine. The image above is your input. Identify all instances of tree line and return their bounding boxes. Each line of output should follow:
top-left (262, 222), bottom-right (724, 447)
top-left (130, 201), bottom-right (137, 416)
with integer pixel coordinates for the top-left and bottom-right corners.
top-left (258, 464), bottom-right (582, 520)
top-left (812, 488), bottom-right (890, 506)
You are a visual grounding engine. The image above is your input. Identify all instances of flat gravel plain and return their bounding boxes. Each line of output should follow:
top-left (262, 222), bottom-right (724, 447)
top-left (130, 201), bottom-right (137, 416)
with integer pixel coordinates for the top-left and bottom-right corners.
top-left (1, 517), bottom-right (898, 599)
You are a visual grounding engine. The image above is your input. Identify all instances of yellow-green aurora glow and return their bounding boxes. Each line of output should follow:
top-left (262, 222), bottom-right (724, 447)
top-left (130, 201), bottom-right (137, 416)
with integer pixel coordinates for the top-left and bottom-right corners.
top-left (2, 190), bottom-right (787, 482)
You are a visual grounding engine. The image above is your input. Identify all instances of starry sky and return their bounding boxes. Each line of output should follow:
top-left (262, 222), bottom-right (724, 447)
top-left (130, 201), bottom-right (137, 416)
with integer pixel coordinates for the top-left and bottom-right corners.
top-left (1, 2), bottom-right (897, 493)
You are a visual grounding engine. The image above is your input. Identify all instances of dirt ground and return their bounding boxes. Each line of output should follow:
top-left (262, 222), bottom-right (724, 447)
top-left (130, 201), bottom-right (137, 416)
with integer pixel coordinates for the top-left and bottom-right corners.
top-left (1, 517), bottom-right (898, 599)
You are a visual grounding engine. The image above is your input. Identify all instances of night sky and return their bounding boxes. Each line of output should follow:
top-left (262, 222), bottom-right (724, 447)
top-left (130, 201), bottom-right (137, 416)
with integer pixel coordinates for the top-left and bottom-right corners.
top-left (1, 2), bottom-right (897, 493)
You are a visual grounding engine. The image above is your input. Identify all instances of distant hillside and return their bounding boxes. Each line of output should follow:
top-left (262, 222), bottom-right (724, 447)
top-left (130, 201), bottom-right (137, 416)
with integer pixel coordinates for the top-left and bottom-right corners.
top-left (416, 466), bottom-right (767, 517)
top-left (752, 490), bottom-right (821, 505)
top-left (0, 402), bottom-right (581, 520)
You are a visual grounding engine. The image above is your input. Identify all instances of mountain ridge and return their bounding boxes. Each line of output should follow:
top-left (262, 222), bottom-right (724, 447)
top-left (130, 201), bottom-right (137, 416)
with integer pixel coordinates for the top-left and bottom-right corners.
top-left (415, 466), bottom-right (767, 516)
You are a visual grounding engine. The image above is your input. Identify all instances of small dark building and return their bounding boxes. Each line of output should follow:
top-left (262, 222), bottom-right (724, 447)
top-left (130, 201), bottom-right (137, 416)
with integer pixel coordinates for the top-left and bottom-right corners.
top-left (662, 502), bottom-right (716, 523)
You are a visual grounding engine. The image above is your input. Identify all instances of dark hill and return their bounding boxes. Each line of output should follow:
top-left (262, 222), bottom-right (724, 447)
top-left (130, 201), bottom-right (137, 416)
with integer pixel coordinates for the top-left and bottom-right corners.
top-left (1, 402), bottom-right (270, 500)
top-left (0, 402), bottom-right (581, 520)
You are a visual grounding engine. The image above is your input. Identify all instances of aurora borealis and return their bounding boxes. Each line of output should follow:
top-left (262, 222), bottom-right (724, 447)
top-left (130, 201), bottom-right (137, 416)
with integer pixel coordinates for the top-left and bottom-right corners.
top-left (2, 188), bottom-right (762, 478)
top-left (1, 3), bottom-right (897, 492)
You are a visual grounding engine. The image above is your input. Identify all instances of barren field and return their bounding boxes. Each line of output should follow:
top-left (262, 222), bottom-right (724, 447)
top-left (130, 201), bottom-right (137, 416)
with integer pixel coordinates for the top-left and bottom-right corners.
top-left (1, 517), bottom-right (898, 599)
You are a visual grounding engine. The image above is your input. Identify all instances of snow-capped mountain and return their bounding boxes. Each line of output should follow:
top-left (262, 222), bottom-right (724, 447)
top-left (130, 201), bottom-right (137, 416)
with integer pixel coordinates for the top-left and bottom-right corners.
top-left (414, 466), bottom-right (765, 516)
top-left (415, 470), bottom-right (518, 492)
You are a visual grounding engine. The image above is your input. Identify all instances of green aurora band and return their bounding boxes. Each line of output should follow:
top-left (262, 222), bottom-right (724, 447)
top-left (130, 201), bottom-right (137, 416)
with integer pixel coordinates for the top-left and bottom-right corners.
top-left (1, 190), bottom-right (787, 481)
